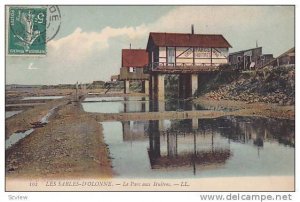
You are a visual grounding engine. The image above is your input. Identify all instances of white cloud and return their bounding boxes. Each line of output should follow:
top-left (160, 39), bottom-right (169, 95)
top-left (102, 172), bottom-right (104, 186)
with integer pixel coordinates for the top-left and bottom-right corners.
top-left (47, 25), bottom-right (148, 63)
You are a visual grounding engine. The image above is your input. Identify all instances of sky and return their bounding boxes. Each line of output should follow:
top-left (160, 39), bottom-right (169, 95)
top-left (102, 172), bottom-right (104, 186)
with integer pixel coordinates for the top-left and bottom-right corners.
top-left (6, 5), bottom-right (294, 85)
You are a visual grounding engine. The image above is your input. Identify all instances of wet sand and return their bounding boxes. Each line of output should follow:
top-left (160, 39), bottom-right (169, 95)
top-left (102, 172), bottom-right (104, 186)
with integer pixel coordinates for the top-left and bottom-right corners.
top-left (5, 98), bottom-right (68, 139)
top-left (6, 92), bottom-right (113, 182)
top-left (194, 96), bottom-right (294, 120)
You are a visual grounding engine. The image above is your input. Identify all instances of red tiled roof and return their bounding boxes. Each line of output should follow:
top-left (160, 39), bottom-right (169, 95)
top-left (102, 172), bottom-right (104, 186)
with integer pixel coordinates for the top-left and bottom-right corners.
top-left (122, 49), bottom-right (148, 68)
top-left (147, 32), bottom-right (232, 50)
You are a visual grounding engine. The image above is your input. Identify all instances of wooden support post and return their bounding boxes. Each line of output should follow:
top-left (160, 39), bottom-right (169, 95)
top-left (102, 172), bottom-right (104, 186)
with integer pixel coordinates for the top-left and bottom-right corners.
top-left (178, 74), bottom-right (186, 99)
top-left (142, 80), bottom-right (149, 94)
top-left (124, 80), bottom-right (130, 94)
top-left (75, 81), bottom-right (78, 101)
top-left (156, 74), bottom-right (165, 101)
top-left (156, 74), bottom-right (165, 111)
top-left (192, 118), bottom-right (199, 130)
top-left (191, 74), bottom-right (198, 97)
top-left (122, 121), bottom-right (130, 140)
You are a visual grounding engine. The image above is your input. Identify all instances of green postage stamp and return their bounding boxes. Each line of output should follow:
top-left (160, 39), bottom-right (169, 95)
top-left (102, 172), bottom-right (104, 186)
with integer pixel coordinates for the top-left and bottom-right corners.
top-left (8, 7), bottom-right (47, 55)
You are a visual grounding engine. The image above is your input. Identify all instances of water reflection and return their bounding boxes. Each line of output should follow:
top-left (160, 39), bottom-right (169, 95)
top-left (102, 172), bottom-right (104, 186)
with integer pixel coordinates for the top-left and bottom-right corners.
top-left (122, 121), bottom-right (149, 141)
top-left (84, 96), bottom-right (149, 102)
top-left (198, 116), bottom-right (295, 148)
top-left (22, 96), bottom-right (64, 100)
top-left (148, 119), bottom-right (231, 174)
top-left (82, 99), bottom-right (149, 113)
top-left (82, 96), bottom-right (223, 113)
top-left (102, 116), bottom-right (294, 178)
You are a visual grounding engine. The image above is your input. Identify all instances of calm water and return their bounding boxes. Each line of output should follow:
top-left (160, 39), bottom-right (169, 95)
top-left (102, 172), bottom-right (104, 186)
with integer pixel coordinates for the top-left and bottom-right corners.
top-left (82, 96), bottom-right (223, 113)
top-left (5, 107), bottom-right (56, 150)
top-left (102, 116), bottom-right (294, 178)
top-left (5, 110), bottom-right (23, 119)
top-left (84, 96), bottom-right (149, 102)
top-left (22, 96), bottom-right (64, 100)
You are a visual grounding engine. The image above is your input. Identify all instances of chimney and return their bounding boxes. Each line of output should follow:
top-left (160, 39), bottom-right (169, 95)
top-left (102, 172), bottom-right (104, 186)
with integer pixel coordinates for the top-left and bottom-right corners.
top-left (191, 24), bottom-right (194, 34)
top-left (130, 43), bottom-right (131, 49)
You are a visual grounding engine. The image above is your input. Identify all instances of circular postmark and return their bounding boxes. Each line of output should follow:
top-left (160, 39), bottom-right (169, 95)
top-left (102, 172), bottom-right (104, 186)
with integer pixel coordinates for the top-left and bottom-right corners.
top-left (46, 5), bottom-right (61, 42)
top-left (9, 5), bottom-right (61, 47)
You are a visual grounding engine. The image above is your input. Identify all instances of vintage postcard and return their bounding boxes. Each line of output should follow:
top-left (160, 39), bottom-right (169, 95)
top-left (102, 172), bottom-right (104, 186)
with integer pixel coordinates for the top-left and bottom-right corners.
top-left (5, 5), bottom-right (295, 193)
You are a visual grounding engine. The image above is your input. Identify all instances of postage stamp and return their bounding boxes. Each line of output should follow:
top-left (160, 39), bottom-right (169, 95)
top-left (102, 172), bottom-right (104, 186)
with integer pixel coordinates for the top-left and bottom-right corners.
top-left (8, 7), bottom-right (47, 55)
top-left (7, 6), bottom-right (61, 56)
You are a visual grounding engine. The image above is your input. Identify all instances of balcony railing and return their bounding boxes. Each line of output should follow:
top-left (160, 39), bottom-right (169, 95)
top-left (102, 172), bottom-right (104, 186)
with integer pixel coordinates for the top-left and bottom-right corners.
top-left (145, 62), bottom-right (228, 73)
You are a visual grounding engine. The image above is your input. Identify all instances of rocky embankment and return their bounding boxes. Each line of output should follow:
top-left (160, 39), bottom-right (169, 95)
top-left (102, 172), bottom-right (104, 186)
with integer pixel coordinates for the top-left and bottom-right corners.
top-left (204, 65), bottom-right (295, 105)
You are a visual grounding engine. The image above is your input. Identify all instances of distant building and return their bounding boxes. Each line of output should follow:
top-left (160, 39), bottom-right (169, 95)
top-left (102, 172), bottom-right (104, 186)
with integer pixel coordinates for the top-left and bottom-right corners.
top-left (119, 49), bottom-right (150, 94)
top-left (110, 75), bottom-right (119, 82)
top-left (146, 32), bottom-right (232, 73)
top-left (262, 47), bottom-right (295, 68)
top-left (228, 47), bottom-right (274, 70)
top-left (259, 54), bottom-right (275, 68)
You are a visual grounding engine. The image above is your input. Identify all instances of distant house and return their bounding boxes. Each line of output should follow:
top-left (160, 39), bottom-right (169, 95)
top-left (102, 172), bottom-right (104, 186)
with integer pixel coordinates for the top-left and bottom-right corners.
top-left (119, 49), bottom-right (149, 81)
top-left (110, 75), bottom-right (119, 82)
top-left (228, 47), bottom-right (274, 70)
top-left (262, 47), bottom-right (295, 68)
top-left (146, 32), bottom-right (232, 73)
top-left (259, 54), bottom-right (275, 68)
top-left (119, 49), bottom-right (150, 94)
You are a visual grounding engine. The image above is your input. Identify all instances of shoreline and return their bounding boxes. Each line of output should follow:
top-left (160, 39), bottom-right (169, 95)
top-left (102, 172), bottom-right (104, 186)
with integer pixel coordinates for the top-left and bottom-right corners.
top-left (193, 96), bottom-right (294, 120)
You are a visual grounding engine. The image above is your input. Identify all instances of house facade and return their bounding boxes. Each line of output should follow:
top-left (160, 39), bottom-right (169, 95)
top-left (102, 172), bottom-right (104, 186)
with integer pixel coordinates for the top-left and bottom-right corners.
top-left (119, 49), bottom-right (150, 93)
top-left (228, 47), bottom-right (274, 70)
top-left (146, 32), bottom-right (232, 73)
top-left (262, 47), bottom-right (295, 67)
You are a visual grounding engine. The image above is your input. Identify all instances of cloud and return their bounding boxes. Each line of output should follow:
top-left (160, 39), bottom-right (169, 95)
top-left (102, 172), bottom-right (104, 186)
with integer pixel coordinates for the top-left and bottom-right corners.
top-left (47, 25), bottom-right (148, 63)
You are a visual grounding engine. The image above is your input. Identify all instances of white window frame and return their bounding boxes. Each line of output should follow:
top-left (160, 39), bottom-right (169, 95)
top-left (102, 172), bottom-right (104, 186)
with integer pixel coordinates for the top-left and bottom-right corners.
top-left (167, 47), bottom-right (175, 65)
top-left (129, 67), bottom-right (135, 73)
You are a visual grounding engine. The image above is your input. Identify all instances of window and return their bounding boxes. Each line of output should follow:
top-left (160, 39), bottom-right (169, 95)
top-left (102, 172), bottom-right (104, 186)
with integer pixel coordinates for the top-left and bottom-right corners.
top-left (237, 56), bottom-right (241, 62)
top-left (151, 51), bottom-right (154, 68)
top-left (129, 67), bottom-right (136, 73)
top-left (167, 47), bottom-right (175, 65)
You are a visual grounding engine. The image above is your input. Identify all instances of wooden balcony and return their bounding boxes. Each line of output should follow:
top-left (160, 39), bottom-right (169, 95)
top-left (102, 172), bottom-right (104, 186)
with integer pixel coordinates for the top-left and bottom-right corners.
top-left (119, 67), bottom-right (150, 80)
top-left (147, 62), bottom-right (229, 74)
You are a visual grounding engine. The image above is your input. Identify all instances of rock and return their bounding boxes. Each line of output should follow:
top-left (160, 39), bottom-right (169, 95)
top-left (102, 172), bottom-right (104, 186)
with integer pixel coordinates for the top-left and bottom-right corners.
top-left (8, 167), bottom-right (15, 172)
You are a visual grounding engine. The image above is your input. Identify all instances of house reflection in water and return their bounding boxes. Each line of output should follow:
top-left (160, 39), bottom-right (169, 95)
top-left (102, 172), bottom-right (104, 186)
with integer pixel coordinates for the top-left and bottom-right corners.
top-left (147, 119), bottom-right (231, 175)
top-left (123, 97), bottom-right (149, 113)
top-left (147, 116), bottom-right (294, 175)
top-left (122, 120), bottom-right (149, 141)
top-left (200, 116), bottom-right (295, 148)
